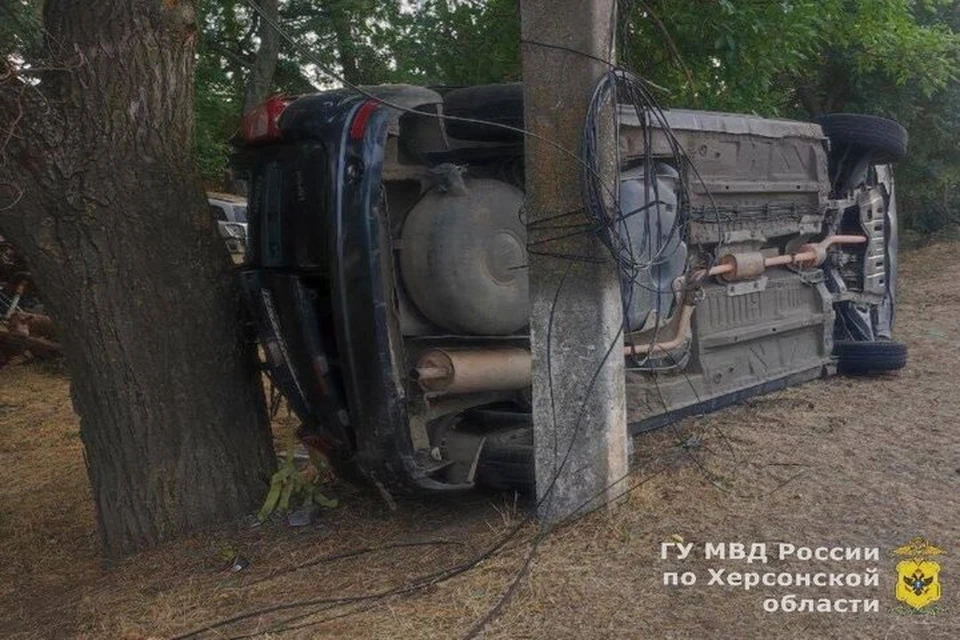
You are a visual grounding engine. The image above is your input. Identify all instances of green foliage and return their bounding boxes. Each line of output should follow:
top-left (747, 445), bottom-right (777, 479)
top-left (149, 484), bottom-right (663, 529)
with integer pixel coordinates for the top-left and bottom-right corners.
top-left (0, 0), bottom-right (42, 58)
top-left (621, 0), bottom-right (827, 114)
top-left (192, 0), bottom-right (960, 233)
top-left (195, 25), bottom-right (242, 186)
top-left (615, 0), bottom-right (960, 234)
top-left (617, 0), bottom-right (960, 116)
top-left (194, 0), bottom-right (255, 183)
top-left (7, 0), bottom-right (960, 231)
top-left (391, 0), bottom-right (521, 85)
top-left (193, 0), bottom-right (414, 182)
top-left (258, 444), bottom-right (338, 522)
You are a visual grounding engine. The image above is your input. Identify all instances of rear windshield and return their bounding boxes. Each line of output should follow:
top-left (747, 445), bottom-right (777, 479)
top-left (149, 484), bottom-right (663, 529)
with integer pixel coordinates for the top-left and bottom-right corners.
top-left (209, 205), bottom-right (227, 222)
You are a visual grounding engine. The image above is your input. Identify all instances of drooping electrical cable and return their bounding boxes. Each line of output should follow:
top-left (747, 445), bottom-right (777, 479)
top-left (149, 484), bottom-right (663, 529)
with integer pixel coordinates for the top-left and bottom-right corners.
top-left (172, 2), bottom-right (748, 639)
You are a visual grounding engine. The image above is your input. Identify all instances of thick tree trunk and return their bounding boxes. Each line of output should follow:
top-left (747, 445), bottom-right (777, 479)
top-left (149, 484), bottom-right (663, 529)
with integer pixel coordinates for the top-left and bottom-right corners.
top-left (0, 0), bottom-right (275, 558)
top-left (243, 0), bottom-right (281, 113)
top-left (332, 9), bottom-right (362, 85)
top-left (796, 84), bottom-right (823, 118)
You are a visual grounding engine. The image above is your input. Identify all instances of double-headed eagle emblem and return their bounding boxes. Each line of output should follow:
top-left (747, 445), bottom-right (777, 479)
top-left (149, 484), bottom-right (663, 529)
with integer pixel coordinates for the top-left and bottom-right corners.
top-left (893, 538), bottom-right (944, 610)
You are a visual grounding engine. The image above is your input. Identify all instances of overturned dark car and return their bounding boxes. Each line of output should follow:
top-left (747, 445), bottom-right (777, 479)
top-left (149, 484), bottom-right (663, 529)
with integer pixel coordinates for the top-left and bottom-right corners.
top-left (233, 83), bottom-right (906, 496)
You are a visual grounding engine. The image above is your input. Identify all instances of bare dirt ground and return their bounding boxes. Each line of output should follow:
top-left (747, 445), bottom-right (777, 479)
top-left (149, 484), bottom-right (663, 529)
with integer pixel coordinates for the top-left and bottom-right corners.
top-left (1, 242), bottom-right (959, 639)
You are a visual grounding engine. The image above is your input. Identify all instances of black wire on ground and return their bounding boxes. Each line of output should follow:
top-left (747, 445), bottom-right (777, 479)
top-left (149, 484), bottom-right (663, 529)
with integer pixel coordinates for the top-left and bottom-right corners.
top-left (239, 539), bottom-right (467, 589)
top-left (170, 2), bottom-right (762, 639)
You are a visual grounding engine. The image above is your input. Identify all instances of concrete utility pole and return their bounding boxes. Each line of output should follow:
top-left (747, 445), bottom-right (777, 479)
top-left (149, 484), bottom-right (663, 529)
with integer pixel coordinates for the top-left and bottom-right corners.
top-left (520, 0), bottom-right (628, 523)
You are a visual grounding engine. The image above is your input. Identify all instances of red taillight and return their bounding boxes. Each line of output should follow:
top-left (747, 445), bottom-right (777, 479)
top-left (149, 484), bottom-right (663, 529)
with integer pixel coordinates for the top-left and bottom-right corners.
top-left (241, 95), bottom-right (291, 144)
top-left (349, 99), bottom-right (380, 140)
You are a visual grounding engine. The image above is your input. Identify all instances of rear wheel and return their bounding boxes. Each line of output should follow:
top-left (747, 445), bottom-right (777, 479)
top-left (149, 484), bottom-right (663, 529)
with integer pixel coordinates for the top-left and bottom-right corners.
top-left (833, 339), bottom-right (907, 374)
top-left (475, 426), bottom-right (535, 493)
top-left (817, 113), bottom-right (908, 164)
top-left (443, 83), bottom-right (524, 142)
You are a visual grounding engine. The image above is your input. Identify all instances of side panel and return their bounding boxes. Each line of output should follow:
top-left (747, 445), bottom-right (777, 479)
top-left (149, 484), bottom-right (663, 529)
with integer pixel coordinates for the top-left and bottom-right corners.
top-left (619, 108), bottom-right (829, 243)
top-left (627, 270), bottom-right (834, 424)
top-left (620, 109), bottom-right (835, 430)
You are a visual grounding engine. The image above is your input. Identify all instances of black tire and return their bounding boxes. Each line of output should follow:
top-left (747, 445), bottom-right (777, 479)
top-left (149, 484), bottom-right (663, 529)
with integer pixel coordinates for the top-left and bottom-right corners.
top-left (833, 339), bottom-right (907, 375)
top-left (816, 113), bottom-right (908, 164)
top-left (443, 83), bottom-right (524, 142)
top-left (475, 426), bottom-right (534, 493)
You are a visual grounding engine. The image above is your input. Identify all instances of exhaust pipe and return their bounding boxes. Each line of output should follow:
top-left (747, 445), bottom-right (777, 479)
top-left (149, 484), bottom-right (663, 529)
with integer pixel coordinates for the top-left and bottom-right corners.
top-left (413, 235), bottom-right (867, 393)
top-left (707, 234), bottom-right (867, 281)
top-left (413, 348), bottom-right (532, 393)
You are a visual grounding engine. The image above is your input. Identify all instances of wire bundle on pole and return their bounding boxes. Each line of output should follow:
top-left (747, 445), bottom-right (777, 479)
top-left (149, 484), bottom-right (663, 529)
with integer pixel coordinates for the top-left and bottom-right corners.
top-left (170, 2), bottom-right (767, 639)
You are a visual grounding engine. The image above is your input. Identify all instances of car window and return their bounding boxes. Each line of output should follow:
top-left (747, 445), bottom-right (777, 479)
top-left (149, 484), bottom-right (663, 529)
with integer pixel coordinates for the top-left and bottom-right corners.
top-left (233, 205), bottom-right (248, 223)
top-left (209, 205), bottom-right (227, 222)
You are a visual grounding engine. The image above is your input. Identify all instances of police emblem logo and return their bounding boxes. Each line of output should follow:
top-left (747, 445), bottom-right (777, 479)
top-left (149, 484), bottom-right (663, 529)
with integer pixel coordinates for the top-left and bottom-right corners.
top-left (893, 538), bottom-right (944, 610)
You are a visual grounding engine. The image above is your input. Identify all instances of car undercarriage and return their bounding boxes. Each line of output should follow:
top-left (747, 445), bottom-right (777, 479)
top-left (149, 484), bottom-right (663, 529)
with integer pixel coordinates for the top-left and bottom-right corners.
top-left (235, 83), bottom-right (906, 496)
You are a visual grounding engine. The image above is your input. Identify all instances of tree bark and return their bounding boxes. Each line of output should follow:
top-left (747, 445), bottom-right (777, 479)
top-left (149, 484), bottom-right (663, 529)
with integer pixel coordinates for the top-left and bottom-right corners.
top-left (332, 6), bottom-right (362, 85)
top-left (243, 0), bottom-right (281, 113)
top-left (0, 0), bottom-right (275, 558)
top-left (796, 84), bottom-right (823, 118)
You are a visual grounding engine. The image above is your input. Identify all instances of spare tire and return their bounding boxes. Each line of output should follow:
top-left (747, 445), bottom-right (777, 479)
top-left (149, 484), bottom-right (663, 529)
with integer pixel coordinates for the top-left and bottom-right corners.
top-left (817, 113), bottom-right (908, 164)
top-left (833, 339), bottom-right (907, 375)
top-left (443, 83), bottom-right (524, 142)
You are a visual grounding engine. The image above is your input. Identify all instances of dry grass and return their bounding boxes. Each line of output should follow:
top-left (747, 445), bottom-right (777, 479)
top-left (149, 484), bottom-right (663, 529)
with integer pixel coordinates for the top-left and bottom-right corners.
top-left (2, 243), bottom-right (960, 639)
